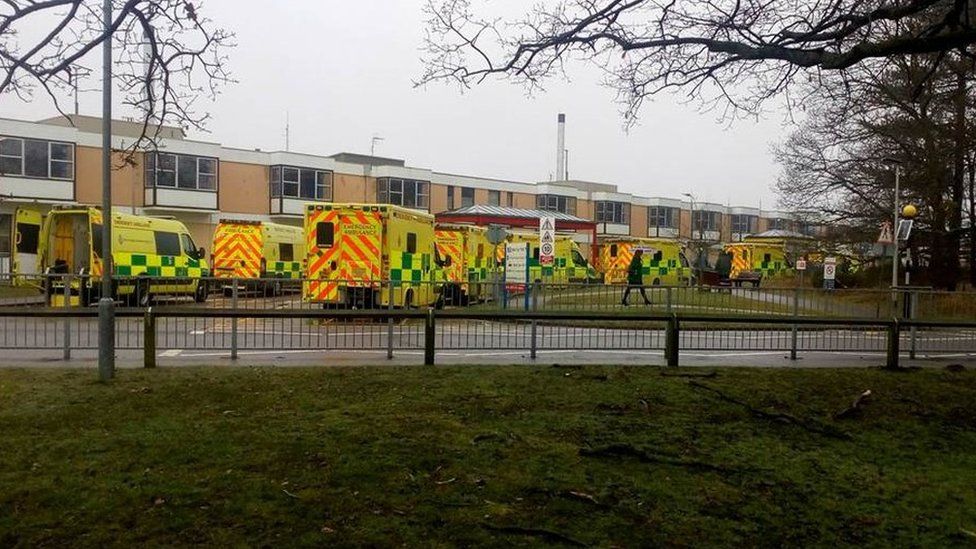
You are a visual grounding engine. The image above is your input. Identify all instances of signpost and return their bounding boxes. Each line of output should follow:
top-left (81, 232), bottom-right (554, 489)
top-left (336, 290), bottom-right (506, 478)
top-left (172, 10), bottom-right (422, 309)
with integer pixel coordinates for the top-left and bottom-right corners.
top-left (539, 216), bottom-right (555, 267)
top-left (504, 242), bottom-right (530, 310)
top-left (823, 256), bottom-right (837, 290)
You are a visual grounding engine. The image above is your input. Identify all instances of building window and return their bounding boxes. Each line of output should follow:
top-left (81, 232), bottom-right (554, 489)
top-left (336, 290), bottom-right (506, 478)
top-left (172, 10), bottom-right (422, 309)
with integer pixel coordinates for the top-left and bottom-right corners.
top-left (648, 206), bottom-right (678, 229)
top-left (446, 185), bottom-right (455, 210)
top-left (488, 190), bottom-right (500, 206)
top-left (769, 218), bottom-right (792, 231)
top-left (595, 201), bottom-right (629, 224)
top-left (731, 214), bottom-right (758, 235)
top-left (692, 211), bottom-right (720, 233)
top-left (145, 152), bottom-right (218, 191)
top-left (0, 136), bottom-right (74, 180)
top-left (506, 192), bottom-right (513, 207)
top-left (536, 194), bottom-right (577, 215)
top-left (461, 187), bottom-right (475, 207)
top-left (377, 178), bottom-right (429, 210)
top-left (270, 165), bottom-right (333, 200)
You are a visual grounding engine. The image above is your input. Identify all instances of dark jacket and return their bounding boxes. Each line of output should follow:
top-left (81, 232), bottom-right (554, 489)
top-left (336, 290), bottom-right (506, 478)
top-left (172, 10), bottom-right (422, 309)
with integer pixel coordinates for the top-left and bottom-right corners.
top-left (627, 255), bottom-right (644, 285)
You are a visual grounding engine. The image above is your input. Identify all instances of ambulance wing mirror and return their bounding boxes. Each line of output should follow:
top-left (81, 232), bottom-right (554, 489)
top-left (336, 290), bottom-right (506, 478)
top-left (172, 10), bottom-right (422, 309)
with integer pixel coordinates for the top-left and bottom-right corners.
top-left (197, 247), bottom-right (206, 260)
top-left (443, 256), bottom-right (452, 267)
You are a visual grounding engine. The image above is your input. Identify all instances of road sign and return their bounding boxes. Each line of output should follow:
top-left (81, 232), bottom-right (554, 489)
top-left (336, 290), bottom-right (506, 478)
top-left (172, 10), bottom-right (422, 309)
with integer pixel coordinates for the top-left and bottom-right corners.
top-left (877, 222), bottom-right (893, 244)
top-left (896, 219), bottom-right (913, 241)
top-left (539, 216), bottom-right (556, 266)
top-left (504, 242), bottom-right (529, 284)
top-left (795, 259), bottom-right (807, 271)
top-left (487, 225), bottom-right (508, 245)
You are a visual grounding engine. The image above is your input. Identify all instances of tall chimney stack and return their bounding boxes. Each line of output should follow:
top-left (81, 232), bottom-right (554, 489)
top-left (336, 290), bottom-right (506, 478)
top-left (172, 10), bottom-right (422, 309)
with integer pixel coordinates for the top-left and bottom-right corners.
top-left (556, 113), bottom-right (566, 181)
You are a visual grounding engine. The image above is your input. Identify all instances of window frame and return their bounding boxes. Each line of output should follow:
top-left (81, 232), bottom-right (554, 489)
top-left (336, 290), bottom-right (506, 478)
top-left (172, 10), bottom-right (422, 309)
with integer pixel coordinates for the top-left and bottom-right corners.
top-left (145, 151), bottom-right (218, 192)
top-left (0, 135), bottom-right (75, 181)
top-left (460, 187), bottom-right (475, 207)
top-left (731, 214), bottom-right (758, 235)
top-left (487, 190), bottom-right (501, 206)
top-left (536, 194), bottom-right (577, 215)
top-left (647, 206), bottom-right (678, 229)
top-left (377, 178), bottom-right (430, 211)
top-left (268, 165), bottom-right (333, 200)
top-left (692, 210), bottom-right (720, 232)
top-left (595, 201), bottom-right (630, 224)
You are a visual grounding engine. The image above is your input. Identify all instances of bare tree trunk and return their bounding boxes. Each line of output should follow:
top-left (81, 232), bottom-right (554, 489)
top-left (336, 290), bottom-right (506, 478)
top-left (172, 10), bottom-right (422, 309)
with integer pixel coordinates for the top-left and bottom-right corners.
top-left (948, 62), bottom-right (967, 290)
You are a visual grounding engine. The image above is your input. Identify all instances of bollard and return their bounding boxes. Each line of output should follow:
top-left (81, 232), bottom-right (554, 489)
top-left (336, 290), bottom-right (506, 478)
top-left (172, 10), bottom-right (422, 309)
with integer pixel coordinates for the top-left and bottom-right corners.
top-left (909, 291), bottom-right (918, 360)
top-left (387, 281), bottom-right (395, 360)
top-left (424, 307), bottom-right (435, 365)
top-left (530, 280), bottom-right (540, 360)
top-left (231, 278), bottom-right (239, 360)
top-left (886, 319), bottom-right (900, 369)
top-left (62, 274), bottom-right (71, 360)
top-left (144, 307), bottom-right (156, 368)
top-left (790, 286), bottom-right (799, 361)
top-left (665, 314), bottom-right (680, 367)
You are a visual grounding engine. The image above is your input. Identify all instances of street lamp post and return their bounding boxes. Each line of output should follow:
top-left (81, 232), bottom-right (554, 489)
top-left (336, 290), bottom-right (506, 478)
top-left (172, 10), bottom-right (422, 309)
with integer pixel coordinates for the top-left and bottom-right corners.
top-left (683, 193), bottom-right (697, 241)
top-left (98, 0), bottom-right (115, 381)
top-left (891, 165), bottom-right (901, 292)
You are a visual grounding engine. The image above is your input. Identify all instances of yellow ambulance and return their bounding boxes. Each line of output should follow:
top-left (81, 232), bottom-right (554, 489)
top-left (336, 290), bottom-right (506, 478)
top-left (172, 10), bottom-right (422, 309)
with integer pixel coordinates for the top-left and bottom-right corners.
top-left (434, 223), bottom-right (492, 305)
top-left (304, 203), bottom-right (439, 308)
top-left (599, 237), bottom-right (693, 286)
top-left (723, 242), bottom-right (793, 287)
top-left (38, 207), bottom-right (208, 306)
top-left (211, 219), bottom-right (304, 296)
top-left (497, 231), bottom-right (597, 285)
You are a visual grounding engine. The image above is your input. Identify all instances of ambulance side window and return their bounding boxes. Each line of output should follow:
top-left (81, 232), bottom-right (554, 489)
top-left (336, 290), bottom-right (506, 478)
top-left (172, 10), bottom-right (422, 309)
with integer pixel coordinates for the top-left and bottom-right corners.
top-left (154, 231), bottom-right (181, 256)
top-left (653, 251), bottom-right (663, 262)
top-left (406, 233), bottom-right (417, 254)
top-left (316, 222), bottom-right (334, 248)
top-left (764, 253), bottom-right (771, 262)
top-left (477, 243), bottom-right (484, 258)
top-left (180, 234), bottom-right (200, 259)
top-left (679, 252), bottom-right (690, 268)
top-left (572, 250), bottom-right (587, 267)
top-left (279, 243), bottom-right (294, 262)
top-left (532, 247), bottom-right (540, 260)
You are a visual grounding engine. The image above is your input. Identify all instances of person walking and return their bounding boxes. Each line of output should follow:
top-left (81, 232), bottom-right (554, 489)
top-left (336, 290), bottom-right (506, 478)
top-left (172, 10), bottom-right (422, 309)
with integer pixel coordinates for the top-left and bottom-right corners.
top-left (621, 248), bottom-right (651, 306)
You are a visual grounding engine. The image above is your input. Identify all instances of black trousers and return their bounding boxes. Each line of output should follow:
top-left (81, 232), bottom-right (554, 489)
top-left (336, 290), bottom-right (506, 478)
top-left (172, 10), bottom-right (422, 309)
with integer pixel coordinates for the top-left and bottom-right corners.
top-left (622, 284), bottom-right (650, 304)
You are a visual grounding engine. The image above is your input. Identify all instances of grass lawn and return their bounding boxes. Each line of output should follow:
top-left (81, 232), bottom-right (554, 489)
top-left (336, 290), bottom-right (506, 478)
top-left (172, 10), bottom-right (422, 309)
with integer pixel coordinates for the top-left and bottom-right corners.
top-left (1, 366), bottom-right (975, 546)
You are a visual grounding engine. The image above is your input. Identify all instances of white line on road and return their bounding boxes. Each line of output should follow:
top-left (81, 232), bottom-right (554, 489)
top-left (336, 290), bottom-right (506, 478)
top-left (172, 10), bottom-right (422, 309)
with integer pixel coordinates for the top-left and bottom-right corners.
top-left (159, 349), bottom-right (182, 357)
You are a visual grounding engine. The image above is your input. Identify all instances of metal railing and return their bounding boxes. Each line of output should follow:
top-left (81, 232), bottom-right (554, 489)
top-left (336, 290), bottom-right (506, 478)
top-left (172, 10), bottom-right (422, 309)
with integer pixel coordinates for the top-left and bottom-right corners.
top-left (0, 275), bottom-right (975, 363)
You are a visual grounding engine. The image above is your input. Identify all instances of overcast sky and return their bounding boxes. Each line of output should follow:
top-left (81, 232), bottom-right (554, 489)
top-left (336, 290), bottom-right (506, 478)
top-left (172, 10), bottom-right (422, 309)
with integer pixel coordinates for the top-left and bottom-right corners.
top-left (0, 0), bottom-right (793, 209)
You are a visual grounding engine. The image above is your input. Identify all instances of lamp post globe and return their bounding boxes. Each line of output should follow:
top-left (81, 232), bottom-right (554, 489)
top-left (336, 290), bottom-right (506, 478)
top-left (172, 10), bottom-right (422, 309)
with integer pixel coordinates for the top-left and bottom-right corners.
top-left (901, 204), bottom-right (918, 219)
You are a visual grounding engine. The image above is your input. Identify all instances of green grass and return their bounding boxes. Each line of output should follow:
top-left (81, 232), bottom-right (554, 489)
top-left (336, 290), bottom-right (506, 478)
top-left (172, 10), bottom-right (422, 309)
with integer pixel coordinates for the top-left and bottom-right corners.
top-left (0, 284), bottom-right (41, 299)
top-left (2, 366), bottom-right (976, 546)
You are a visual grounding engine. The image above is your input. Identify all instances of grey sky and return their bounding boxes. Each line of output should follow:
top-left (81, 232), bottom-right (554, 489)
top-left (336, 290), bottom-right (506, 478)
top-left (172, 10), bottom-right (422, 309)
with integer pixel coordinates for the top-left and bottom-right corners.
top-left (0, 0), bottom-right (791, 208)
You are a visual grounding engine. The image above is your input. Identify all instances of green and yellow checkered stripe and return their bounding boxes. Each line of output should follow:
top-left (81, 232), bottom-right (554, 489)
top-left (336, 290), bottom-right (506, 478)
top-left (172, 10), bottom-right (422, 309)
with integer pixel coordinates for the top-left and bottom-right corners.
top-left (266, 261), bottom-right (301, 279)
top-left (113, 252), bottom-right (208, 278)
top-left (390, 252), bottom-right (431, 283)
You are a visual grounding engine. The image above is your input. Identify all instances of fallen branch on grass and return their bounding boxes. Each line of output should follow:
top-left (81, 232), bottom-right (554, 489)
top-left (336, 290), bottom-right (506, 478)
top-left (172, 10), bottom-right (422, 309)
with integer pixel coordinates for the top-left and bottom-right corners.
top-left (660, 370), bottom-right (718, 379)
top-left (579, 443), bottom-right (749, 474)
top-left (481, 523), bottom-right (586, 547)
top-left (833, 390), bottom-right (872, 420)
top-left (689, 381), bottom-right (852, 440)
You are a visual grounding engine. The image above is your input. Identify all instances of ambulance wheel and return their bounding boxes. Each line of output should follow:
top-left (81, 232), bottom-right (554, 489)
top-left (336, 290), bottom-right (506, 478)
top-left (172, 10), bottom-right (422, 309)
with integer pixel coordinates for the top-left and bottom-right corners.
top-left (652, 278), bottom-right (661, 286)
top-left (194, 281), bottom-right (208, 303)
top-left (404, 289), bottom-right (414, 309)
top-left (136, 279), bottom-right (152, 307)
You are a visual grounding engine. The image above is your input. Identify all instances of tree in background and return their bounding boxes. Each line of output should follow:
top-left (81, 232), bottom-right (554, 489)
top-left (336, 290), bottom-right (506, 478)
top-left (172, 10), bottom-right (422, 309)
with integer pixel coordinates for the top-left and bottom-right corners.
top-left (419, 0), bottom-right (976, 121)
top-left (0, 0), bottom-right (233, 154)
top-left (775, 47), bottom-right (974, 289)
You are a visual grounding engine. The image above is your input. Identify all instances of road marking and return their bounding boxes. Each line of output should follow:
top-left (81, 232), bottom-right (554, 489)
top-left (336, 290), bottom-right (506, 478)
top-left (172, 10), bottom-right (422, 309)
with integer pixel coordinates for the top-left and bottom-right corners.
top-left (159, 349), bottom-right (182, 357)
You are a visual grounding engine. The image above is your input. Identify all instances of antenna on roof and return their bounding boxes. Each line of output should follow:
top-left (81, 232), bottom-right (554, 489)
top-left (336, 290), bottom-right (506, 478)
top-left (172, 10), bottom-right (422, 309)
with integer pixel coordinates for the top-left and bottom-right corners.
top-left (285, 111), bottom-right (290, 152)
top-left (371, 135), bottom-right (384, 156)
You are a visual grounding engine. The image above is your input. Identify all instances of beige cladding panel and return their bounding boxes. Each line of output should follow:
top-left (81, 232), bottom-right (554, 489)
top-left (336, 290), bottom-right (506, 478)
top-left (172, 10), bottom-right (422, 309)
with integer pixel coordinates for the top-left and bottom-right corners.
top-left (333, 173), bottom-right (370, 203)
top-left (429, 183), bottom-right (449, 213)
top-left (473, 189), bottom-right (489, 206)
top-left (219, 161), bottom-right (268, 215)
top-left (75, 146), bottom-right (143, 207)
top-left (513, 193), bottom-right (535, 209)
top-left (576, 199), bottom-right (593, 220)
top-left (678, 209), bottom-right (692, 238)
top-left (719, 214), bottom-right (731, 241)
top-left (630, 205), bottom-right (648, 238)
top-left (757, 217), bottom-right (770, 233)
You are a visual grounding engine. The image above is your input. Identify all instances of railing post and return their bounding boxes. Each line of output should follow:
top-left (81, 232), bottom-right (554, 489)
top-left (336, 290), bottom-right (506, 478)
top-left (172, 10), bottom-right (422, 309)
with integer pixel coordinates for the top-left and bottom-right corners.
top-left (790, 286), bottom-right (799, 361)
top-left (666, 286), bottom-right (673, 315)
top-left (387, 280), bottom-right (395, 360)
top-left (144, 307), bottom-right (156, 368)
top-left (424, 307), bottom-right (435, 365)
top-left (530, 280), bottom-right (540, 360)
top-left (886, 318), bottom-right (900, 369)
top-left (230, 277), bottom-right (239, 360)
top-left (909, 290), bottom-right (918, 360)
top-left (62, 274), bottom-right (71, 360)
top-left (665, 314), bottom-right (680, 367)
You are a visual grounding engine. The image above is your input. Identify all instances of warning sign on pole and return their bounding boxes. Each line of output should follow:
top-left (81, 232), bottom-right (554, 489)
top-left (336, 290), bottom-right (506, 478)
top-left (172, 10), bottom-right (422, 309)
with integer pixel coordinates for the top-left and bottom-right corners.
top-left (877, 222), bottom-right (893, 244)
top-left (823, 256), bottom-right (837, 290)
top-left (539, 216), bottom-right (556, 266)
